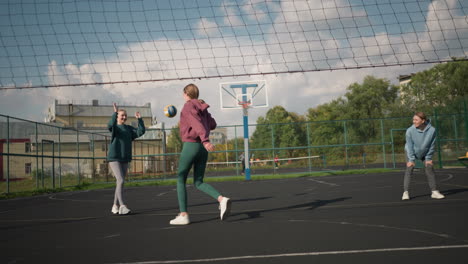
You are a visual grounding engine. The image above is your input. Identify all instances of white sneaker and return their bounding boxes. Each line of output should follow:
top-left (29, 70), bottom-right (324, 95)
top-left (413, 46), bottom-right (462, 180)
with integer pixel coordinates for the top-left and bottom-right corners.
top-left (170, 214), bottom-right (190, 225)
top-left (431, 190), bottom-right (445, 199)
top-left (119, 205), bottom-right (131, 215)
top-left (219, 197), bottom-right (232, 220)
top-left (402, 191), bottom-right (410, 201)
top-left (111, 205), bottom-right (119, 214)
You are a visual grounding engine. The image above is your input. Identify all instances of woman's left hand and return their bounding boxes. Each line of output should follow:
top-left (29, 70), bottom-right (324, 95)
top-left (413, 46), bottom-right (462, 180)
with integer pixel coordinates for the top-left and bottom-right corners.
top-left (425, 160), bottom-right (433, 166)
top-left (135, 112), bottom-right (141, 119)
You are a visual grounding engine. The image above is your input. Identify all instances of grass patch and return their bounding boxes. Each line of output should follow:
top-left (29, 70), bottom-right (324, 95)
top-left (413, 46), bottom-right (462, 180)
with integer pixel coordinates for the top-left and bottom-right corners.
top-left (0, 168), bottom-right (397, 200)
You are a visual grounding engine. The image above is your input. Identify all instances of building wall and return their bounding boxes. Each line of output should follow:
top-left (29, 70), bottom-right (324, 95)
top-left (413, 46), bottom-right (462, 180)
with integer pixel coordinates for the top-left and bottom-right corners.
top-left (2, 139), bottom-right (163, 180)
top-left (54, 115), bottom-right (152, 129)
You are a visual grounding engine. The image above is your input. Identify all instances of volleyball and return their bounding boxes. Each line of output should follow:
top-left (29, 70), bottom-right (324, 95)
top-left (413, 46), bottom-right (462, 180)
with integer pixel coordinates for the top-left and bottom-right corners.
top-left (164, 105), bottom-right (177, 118)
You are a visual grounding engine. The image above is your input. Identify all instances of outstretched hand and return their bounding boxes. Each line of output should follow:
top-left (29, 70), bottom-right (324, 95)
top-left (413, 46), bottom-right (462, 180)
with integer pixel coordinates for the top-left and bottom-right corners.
top-left (203, 142), bottom-right (215, 152)
top-left (135, 112), bottom-right (141, 119)
top-left (113, 102), bottom-right (118, 113)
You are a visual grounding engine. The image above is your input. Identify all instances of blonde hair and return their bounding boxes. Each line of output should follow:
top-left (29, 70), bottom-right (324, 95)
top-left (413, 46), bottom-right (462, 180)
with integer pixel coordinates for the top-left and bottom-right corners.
top-left (183, 83), bottom-right (199, 99)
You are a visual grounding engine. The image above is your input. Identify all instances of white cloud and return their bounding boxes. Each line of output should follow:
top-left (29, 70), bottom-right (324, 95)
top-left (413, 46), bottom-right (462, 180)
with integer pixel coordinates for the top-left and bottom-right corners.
top-left (3, 0), bottom-right (465, 134)
top-left (197, 18), bottom-right (221, 37)
top-left (242, 0), bottom-right (268, 22)
top-left (222, 1), bottom-right (244, 27)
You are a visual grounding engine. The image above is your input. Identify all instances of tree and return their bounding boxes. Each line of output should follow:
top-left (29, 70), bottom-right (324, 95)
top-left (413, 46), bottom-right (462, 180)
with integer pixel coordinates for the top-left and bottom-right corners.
top-left (343, 76), bottom-right (399, 145)
top-left (306, 99), bottom-right (348, 159)
top-left (307, 98), bottom-right (347, 146)
top-left (251, 106), bottom-right (307, 157)
top-left (306, 76), bottom-right (400, 157)
top-left (400, 59), bottom-right (468, 112)
top-left (166, 124), bottom-right (182, 153)
top-left (344, 76), bottom-right (399, 120)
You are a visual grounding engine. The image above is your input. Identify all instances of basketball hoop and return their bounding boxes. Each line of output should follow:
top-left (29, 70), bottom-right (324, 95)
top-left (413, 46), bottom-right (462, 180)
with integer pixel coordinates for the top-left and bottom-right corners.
top-left (238, 101), bottom-right (251, 109)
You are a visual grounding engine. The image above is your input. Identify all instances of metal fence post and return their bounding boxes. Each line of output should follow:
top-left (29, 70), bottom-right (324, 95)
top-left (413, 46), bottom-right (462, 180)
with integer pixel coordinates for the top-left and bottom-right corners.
top-left (92, 132), bottom-right (95, 183)
top-left (58, 128), bottom-right (61, 188)
top-left (453, 115), bottom-right (459, 155)
top-left (380, 119), bottom-right (386, 168)
top-left (433, 109), bottom-right (443, 168)
top-left (464, 97), bottom-right (468, 148)
top-left (306, 123), bottom-right (312, 172)
top-left (343, 121), bottom-right (349, 167)
top-left (390, 129), bottom-right (396, 169)
top-left (234, 125), bottom-right (239, 175)
top-left (77, 130), bottom-right (80, 184)
top-left (271, 124), bottom-right (275, 172)
top-left (6, 116), bottom-right (10, 193)
top-left (35, 122), bottom-right (38, 189)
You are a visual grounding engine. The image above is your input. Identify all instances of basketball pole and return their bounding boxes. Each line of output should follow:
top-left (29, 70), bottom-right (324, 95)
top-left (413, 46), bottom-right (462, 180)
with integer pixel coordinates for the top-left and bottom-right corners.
top-left (230, 84), bottom-right (257, 180)
top-left (242, 103), bottom-right (250, 180)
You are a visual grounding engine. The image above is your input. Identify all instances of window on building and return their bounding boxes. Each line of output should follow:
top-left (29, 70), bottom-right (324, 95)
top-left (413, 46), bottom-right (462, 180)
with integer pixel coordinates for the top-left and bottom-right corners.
top-left (25, 142), bottom-right (31, 153)
top-left (77, 120), bottom-right (84, 129)
top-left (25, 163), bottom-right (31, 174)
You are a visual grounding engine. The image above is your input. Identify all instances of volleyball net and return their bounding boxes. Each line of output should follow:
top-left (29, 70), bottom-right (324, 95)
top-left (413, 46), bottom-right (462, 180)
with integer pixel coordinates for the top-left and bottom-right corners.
top-left (1, 0), bottom-right (467, 90)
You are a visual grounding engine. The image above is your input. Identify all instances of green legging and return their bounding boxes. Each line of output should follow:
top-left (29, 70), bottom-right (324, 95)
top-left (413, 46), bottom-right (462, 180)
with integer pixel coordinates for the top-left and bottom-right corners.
top-left (177, 142), bottom-right (221, 212)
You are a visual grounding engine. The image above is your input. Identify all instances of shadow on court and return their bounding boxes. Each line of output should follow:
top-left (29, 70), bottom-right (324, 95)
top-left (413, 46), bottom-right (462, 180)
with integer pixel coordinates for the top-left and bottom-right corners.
top-left (231, 197), bottom-right (352, 221)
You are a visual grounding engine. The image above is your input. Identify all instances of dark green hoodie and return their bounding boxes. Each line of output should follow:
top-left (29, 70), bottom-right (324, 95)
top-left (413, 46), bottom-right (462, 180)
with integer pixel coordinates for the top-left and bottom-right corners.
top-left (107, 112), bottom-right (145, 162)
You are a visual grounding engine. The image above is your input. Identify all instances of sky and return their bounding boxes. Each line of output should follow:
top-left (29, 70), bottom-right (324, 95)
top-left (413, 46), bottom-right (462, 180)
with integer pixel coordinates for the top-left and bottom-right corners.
top-left (0, 0), bottom-right (467, 130)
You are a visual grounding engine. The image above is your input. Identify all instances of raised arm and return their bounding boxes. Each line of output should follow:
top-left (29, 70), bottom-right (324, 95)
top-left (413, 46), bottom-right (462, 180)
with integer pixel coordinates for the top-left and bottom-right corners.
top-left (131, 112), bottom-right (145, 140)
top-left (107, 103), bottom-right (118, 132)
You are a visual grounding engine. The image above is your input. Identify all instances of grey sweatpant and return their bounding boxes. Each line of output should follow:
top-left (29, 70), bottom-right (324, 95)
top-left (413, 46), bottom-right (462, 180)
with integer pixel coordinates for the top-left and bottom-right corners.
top-left (403, 164), bottom-right (437, 192)
top-left (109, 161), bottom-right (129, 206)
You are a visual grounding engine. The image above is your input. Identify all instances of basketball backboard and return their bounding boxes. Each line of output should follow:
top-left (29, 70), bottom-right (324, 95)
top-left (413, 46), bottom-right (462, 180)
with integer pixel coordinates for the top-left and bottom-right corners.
top-left (219, 80), bottom-right (268, 109)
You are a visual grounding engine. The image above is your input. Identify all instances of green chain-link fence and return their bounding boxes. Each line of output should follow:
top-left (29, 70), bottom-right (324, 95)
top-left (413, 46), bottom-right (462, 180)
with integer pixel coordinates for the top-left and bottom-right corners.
top-left (1, 99), bottom-right (467, 194)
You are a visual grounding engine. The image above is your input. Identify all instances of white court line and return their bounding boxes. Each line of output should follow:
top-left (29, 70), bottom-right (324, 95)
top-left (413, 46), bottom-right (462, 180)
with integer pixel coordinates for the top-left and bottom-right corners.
top-left (307, 178), bottom-right (339, 186)
top-left (115, 244), bottom-right (468, 264)
top-left (441, 174), bottom-right (454, 182)
top-left (103, 234), bottom-right (121, 239)
top-left (0, 216), bottom-right (97, 222)
top-left (321, 221), bottom-right (453, 239)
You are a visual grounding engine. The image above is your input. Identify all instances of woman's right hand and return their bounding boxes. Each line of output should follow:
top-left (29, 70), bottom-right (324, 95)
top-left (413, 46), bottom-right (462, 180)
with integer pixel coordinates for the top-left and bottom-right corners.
top-left (113, 102), bottom-right (118, 112)
top-left (203, 142), bottom-right (215, 152)
top-left (406, 161), bottom-right (415, 167)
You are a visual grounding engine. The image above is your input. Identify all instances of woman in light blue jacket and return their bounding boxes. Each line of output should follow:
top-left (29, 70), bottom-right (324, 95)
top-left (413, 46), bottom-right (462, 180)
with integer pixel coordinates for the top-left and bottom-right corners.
top-left (402, 112), bottom-right (444, 200)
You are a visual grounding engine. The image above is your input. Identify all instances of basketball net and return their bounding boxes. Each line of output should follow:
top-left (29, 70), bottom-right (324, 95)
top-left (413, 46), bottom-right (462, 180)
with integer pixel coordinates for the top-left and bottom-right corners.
top-left (238, 101), bottom-right (251, 109)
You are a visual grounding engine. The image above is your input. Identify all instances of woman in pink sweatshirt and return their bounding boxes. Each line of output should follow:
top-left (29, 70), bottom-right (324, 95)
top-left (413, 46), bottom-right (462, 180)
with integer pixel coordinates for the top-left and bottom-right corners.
top-left (169, 83), bottom-right (231, 225)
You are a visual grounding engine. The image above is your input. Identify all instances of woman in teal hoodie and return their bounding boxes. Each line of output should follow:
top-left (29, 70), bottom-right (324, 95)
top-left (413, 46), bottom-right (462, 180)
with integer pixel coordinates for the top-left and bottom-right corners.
top-left (107, 102), bottom-right (145, 214)
top-left (402, 112), bottom-right (444, 200)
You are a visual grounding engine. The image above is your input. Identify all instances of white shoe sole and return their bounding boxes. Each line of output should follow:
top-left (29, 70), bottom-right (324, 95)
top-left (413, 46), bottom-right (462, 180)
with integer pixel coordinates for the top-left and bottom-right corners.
top-left (169, 221), bottom-right (190, 225)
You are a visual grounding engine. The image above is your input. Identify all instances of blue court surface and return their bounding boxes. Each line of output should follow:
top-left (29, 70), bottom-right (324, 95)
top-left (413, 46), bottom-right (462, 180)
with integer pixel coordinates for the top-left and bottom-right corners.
top-left (1, 168), bottom-right (468, 264)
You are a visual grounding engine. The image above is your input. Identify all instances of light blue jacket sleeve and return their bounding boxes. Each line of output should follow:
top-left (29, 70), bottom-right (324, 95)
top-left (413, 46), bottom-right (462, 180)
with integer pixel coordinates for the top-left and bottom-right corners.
top-left (425, 130), bottom-right (436, 161)
top-left (405, 128), bottom-right (416, 162)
